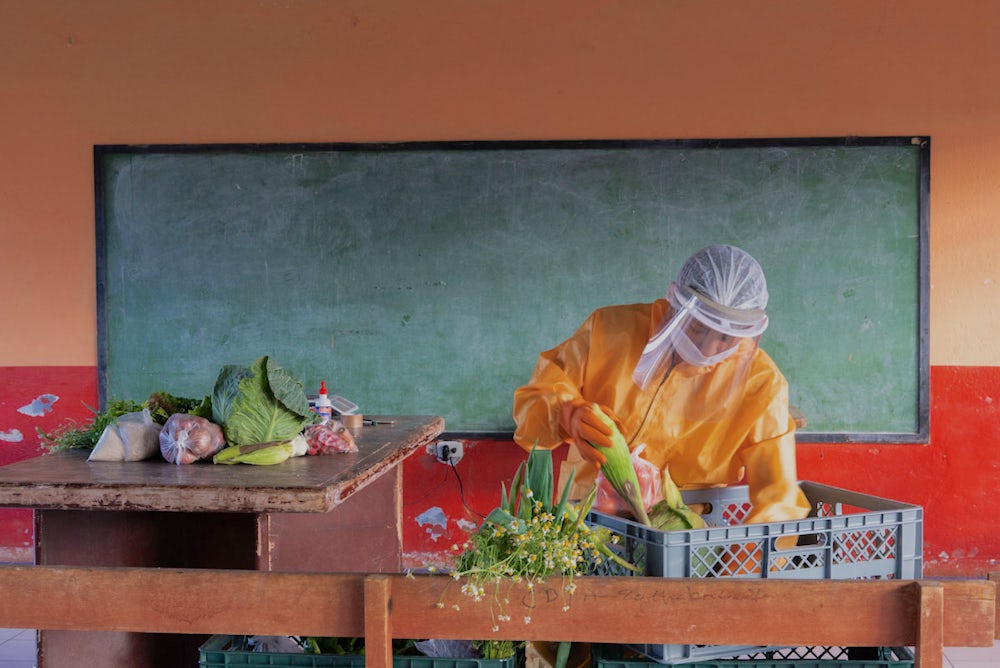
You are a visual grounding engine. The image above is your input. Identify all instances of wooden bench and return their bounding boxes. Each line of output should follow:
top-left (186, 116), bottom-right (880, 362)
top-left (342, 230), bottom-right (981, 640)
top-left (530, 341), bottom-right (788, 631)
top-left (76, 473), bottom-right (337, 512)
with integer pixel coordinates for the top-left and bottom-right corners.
top-left (0, 566), bottom-right (996, 668)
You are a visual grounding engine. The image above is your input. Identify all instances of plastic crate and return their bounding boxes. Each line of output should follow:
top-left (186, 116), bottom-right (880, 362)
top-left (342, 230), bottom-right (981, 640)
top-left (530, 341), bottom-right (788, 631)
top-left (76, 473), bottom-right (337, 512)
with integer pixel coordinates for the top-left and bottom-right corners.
top-left (586, 481), bottom-right (923, 663)
top-left (591, 644), bottom-right (915, 668)
top-left (199, 636), bottom-right (518, 668)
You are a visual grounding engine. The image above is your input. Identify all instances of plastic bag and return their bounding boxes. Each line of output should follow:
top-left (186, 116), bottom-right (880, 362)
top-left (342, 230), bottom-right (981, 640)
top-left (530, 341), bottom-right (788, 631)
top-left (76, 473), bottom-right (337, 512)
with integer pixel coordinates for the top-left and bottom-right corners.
top-left (88, 409), bottom-right (162, 462)
top-left (303, 420), bottom-right (358, 455)
top-left (592, 444), bottom-right (663, 517)
top-left (248, 636), bottom-right (304, 654)
top-left (159, 412), bottom-right (226, 464)
top-left (415, 639), bottom-right (477, 658)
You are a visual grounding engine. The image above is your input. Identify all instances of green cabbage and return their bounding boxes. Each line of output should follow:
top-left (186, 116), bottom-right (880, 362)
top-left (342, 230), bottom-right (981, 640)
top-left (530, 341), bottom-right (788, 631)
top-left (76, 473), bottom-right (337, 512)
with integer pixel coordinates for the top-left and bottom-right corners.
top-left (211, 356), bottom-right (314, 446)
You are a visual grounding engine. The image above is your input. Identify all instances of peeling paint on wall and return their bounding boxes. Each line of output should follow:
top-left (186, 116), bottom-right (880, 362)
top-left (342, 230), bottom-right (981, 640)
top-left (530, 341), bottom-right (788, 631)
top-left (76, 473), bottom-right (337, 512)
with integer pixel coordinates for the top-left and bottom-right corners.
top-left (17, 394), bottom-right (59, 417)
top-left (415, 506), bottom-right (448, 541)
top-left (0, 429), bottom-right (24, 443)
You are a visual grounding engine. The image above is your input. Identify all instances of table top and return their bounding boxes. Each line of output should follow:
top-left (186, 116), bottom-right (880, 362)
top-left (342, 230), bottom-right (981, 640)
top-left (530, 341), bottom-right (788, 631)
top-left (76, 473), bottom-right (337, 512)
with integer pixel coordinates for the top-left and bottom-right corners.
top-left (0, 415), bottom-right (444, 513)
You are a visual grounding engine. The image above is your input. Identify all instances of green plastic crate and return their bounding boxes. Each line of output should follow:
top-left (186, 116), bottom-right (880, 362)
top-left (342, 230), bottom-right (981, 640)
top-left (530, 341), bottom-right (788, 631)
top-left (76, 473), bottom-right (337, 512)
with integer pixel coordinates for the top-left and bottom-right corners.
top-left (199, 636), bottom-right (518, 668)
top-left (591, 644), bottom-right (914, 668)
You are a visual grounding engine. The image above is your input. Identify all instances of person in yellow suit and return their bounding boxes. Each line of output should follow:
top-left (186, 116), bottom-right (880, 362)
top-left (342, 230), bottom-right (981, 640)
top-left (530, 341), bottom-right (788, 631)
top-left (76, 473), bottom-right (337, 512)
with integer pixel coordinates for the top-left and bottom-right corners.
top-left (513, 244), bottom-right (809, 525)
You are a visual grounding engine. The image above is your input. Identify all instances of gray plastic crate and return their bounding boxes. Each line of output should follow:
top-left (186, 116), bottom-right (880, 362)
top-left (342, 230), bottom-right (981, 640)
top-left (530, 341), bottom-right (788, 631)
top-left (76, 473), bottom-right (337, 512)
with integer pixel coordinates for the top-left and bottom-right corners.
top-left (586, 481), bottom-right (923, 663)
top-left (592, 644), bottom-right (915, 668)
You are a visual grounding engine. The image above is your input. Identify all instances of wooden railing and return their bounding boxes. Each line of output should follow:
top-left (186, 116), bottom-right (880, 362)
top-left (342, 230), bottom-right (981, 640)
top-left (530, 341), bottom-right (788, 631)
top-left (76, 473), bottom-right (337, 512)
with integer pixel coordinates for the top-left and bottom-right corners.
top-left (0, 566), bottom-right (997, 668)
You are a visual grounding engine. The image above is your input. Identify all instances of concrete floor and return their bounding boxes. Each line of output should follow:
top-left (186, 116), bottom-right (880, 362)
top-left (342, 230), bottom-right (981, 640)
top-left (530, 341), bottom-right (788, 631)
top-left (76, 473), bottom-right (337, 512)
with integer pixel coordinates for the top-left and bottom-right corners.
top-left (1, 629), bottom-right (998, 668)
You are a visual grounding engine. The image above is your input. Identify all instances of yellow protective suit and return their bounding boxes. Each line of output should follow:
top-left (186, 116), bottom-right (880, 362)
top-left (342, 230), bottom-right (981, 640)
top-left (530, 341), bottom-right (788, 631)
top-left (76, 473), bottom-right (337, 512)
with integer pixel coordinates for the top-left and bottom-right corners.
top-left (513, 298), bottom-right (810, 525)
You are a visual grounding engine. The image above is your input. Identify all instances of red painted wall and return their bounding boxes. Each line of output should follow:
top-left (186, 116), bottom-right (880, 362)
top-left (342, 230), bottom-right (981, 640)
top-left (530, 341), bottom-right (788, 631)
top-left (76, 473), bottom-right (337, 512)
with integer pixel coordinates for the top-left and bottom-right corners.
top-left (0, 367), bottom-right (98, 562)
top-left (797, 365), bottom-right (1000, 576)
top-left (3, 365), bottom-right (997, 576)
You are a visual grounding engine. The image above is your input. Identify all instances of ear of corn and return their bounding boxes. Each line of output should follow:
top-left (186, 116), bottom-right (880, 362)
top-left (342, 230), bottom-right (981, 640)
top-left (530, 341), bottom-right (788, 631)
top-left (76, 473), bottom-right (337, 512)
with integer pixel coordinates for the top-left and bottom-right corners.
top-left (213, 440), bottom-right (295, 465)
top-left (648, 467), bottom-right (707, 531)
top-left (588, 404), bottom-right (651, 526)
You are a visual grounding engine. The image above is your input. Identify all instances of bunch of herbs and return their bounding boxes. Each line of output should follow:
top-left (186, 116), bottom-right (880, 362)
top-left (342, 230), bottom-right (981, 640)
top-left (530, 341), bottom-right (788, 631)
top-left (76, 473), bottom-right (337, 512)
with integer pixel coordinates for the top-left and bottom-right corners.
top-left (435, 447), bottom-right (637, 663)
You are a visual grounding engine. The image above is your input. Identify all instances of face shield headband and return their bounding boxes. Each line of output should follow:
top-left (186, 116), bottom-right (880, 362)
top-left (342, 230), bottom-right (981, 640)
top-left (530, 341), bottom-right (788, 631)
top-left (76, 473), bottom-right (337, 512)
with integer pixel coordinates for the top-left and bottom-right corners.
top-left (669, 283), bottom-right (769, 338)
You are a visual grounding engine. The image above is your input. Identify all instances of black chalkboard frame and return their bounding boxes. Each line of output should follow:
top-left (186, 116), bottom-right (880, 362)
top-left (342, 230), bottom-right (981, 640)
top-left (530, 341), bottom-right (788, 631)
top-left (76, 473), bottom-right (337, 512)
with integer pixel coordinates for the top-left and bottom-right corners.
top-left (94, 136), bottom-right (930, 444)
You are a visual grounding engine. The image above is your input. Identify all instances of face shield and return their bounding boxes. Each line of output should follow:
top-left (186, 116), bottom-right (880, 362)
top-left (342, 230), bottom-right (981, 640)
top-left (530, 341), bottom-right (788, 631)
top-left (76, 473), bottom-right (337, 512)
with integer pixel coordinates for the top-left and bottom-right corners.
top-left (633, 245), bottom-right (771, 391)
top-left (632, 282), bottom-right (768, 391)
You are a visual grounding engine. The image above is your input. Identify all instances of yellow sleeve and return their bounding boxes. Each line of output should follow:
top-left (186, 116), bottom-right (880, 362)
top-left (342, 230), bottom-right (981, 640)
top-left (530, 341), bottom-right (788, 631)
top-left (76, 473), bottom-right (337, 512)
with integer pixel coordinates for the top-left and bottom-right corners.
top-left (739, 415), bottom-right (811, 524)
top-left (512, 313), bottom-right (596, 452)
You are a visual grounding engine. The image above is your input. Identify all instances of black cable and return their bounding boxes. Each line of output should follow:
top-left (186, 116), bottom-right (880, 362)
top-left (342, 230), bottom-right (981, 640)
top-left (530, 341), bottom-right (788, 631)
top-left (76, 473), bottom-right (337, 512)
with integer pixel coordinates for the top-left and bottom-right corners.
top-left (402, 444), bottom-right (488, 520)
top-left (449, 457), bottom-right (488, 521)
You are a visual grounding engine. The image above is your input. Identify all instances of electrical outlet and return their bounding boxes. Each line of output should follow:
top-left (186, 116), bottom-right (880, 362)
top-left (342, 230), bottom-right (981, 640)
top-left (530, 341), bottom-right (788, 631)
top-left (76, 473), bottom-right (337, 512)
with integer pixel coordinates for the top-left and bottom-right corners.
top-left (433, 440), bottom-right (463, 465)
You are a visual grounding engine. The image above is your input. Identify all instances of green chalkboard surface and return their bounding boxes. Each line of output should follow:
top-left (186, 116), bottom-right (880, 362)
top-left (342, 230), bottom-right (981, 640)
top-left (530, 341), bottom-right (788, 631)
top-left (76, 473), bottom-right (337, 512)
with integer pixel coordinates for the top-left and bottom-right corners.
top-left (96, 138), bottom-right (929, 442)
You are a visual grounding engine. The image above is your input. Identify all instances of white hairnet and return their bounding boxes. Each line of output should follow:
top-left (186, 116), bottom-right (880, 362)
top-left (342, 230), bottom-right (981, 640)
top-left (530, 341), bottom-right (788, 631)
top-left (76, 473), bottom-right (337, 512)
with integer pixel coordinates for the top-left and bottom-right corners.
top-left (668, 245), bottom-right (769, 337)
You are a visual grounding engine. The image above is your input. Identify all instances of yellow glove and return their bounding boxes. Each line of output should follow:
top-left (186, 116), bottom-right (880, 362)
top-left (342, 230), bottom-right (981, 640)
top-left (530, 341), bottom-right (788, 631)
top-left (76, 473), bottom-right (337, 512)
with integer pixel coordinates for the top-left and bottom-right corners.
top-left (558, 398), bottom-right (623, 468)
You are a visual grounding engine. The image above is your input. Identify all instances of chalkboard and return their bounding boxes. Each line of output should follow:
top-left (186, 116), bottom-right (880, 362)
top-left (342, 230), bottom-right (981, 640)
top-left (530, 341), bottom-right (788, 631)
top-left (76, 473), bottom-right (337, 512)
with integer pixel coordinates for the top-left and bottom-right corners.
top-left (95, 138), bottom-right (930, 442)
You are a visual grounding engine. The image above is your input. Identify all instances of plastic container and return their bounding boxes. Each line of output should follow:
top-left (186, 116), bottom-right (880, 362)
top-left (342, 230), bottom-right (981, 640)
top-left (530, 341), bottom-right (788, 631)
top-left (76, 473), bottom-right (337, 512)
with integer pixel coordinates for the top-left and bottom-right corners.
top-left (591, 643), bottom-right (915, 668)
top-left (586, 481), bottom-right (923, 663)
top-left (199, 636), bottom-right (518, 668)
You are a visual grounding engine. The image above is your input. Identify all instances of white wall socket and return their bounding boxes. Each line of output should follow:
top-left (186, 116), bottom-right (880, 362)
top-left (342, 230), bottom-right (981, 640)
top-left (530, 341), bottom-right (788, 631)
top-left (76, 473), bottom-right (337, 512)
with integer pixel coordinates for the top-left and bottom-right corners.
top-left (430, 440), bottom-right (464, 465)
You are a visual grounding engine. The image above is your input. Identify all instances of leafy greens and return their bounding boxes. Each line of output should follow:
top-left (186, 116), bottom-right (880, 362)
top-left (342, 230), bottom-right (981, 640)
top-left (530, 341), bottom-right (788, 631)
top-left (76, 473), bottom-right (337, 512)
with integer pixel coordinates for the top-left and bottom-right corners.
top-left (211, 356), bottom-right (314, 446)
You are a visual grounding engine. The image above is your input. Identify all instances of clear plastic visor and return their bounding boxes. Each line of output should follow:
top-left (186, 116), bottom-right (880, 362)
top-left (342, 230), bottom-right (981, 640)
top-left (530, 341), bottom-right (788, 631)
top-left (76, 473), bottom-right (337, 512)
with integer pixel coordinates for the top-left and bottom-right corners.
top-left (632, 289), bottom-right (760, 391)
top-left (669, 283), bottom-right (768, 338)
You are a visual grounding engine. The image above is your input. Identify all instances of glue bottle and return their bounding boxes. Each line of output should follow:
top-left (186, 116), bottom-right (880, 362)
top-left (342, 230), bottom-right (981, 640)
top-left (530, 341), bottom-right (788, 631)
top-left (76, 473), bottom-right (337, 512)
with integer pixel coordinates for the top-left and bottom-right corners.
top-left (315, 381), bottom-right (333, 424)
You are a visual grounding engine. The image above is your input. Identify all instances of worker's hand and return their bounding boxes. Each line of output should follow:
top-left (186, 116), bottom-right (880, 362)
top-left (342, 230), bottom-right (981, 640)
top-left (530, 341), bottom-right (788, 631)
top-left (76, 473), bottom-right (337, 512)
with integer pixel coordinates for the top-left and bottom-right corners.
top-left (558, 399), bottom-right (623, 467)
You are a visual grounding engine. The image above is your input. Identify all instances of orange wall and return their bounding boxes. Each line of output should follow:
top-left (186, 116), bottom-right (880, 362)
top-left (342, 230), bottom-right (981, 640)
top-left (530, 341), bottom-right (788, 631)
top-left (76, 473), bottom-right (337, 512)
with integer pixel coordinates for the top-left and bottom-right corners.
top-left (2, 1), bottom-right (1000, 366)
top-left (1, 2), bottom-right (999, 575)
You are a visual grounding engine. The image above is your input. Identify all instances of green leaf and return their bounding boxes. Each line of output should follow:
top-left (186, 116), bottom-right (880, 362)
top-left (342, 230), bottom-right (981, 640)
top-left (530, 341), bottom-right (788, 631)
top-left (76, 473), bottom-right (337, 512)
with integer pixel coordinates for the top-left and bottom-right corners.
top-left (500, 482), bottom-right (511, 514)
top-left (211, 363), bottom-right (252, 425)
top-left (265, 356), bottom-right (312, 418)
top-left (570, 480), bottom-right (599, 527)
top-left (553, 467), bottom-right (576, 522)
top-left (525, 447), bottom-right (553, 510)
top-left (555, 641), bottom-right (572, 668)
top-left (508, 461), bottom-right (526, 516)
top-left (485, 508), bottom-right (525, 535)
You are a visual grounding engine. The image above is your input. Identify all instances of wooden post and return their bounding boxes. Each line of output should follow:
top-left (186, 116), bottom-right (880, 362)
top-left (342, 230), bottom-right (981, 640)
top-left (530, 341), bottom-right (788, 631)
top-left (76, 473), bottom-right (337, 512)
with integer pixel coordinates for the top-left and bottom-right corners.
top-left (365, 575), bottom-right (393, 668)
top-left (914, 581), bottom-right (944, 668)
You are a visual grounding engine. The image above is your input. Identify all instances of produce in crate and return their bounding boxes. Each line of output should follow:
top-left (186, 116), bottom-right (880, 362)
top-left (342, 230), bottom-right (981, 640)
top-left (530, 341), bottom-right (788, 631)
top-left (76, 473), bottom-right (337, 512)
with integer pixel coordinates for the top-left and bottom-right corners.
top-left (647, 466), bottom-right (707, 530)
top-left (593, 444), bottom-right (662, 517)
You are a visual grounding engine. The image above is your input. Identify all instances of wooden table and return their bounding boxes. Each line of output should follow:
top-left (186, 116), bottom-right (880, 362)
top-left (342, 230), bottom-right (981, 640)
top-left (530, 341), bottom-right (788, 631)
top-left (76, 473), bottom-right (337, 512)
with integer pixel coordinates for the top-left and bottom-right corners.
top-left (0, 415), bottom-right (444, 668)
